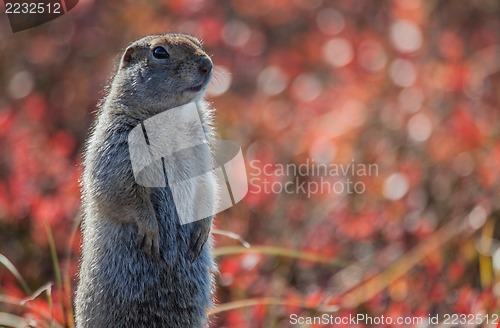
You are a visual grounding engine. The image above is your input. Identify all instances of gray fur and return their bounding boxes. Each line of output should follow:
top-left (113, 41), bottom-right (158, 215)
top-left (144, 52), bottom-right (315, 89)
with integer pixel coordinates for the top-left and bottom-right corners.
top-left (75, 34), bottom-right (216, 328)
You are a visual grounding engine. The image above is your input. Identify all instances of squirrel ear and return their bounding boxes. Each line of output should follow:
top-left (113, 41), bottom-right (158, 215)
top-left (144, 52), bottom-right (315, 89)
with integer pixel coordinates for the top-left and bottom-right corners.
top-left (121, 46), bottom-right (137, 67)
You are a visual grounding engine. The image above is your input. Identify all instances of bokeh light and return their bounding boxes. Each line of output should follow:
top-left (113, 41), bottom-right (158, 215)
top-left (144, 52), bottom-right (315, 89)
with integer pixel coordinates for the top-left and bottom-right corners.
top-left (1, 1), bottom-right (500, 327)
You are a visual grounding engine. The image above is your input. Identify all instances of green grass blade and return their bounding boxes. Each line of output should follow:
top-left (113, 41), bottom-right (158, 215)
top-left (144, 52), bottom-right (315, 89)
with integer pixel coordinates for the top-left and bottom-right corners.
top-left (213, 246), bottom-right (345, 266)
top-left (0, 312), bottom-right (29, 327)
top-left (43, 220), bottom-right (65, 327)
top-left (20, 282), bottom-right (52, 305)
top-left (209, 297), bottom-right (339, 315)
top-left (212, 229), bottom-right (251, 248)
top-left (0, 254), bottom-right (31, 295)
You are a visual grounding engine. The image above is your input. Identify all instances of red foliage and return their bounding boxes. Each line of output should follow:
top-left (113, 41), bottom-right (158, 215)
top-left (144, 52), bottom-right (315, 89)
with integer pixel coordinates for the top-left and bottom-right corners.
top-left (1, 0), bottom-right (500, 327)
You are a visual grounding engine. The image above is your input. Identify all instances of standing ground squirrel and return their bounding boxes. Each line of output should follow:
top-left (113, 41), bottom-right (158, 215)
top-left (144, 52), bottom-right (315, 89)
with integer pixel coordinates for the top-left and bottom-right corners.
top-left (75, 34), bottom-right (217, 328)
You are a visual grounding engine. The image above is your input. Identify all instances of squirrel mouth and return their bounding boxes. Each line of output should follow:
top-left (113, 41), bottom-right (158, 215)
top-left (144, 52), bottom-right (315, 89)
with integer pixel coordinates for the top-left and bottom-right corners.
top-left (186, 82), bottom-right (204, 93)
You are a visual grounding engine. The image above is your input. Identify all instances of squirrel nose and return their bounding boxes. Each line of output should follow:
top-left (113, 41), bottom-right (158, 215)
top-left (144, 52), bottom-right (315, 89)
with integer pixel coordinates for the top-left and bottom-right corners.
top-left (198, 57), bottom-right (213, 75)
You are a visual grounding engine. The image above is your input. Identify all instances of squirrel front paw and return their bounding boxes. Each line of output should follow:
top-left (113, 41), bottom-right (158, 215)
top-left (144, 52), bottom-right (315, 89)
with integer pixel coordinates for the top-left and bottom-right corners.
top-left (136, 218), bottom-right (160, 258)
top-left (188, 217), bottom-right (212, 262)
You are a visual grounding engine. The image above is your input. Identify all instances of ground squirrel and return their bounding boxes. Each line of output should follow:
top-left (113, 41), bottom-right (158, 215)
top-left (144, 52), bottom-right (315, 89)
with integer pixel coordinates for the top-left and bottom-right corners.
top-left (75, 34), bottom-right (217, 328)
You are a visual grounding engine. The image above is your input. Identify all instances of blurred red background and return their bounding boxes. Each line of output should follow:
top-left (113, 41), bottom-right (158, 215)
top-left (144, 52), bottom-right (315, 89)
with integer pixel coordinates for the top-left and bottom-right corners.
top-left (1, 0), bottom-right (500, 327)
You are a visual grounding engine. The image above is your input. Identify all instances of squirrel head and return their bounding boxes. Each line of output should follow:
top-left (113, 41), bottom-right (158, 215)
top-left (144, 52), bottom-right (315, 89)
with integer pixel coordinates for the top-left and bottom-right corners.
top-left (111, 34), bottom-right (213, 118)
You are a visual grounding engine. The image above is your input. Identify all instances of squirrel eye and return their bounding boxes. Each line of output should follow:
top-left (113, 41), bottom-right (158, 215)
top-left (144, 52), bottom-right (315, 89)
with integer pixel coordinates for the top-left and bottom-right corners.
top-left (152, 46), bottom-right (170, 59)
